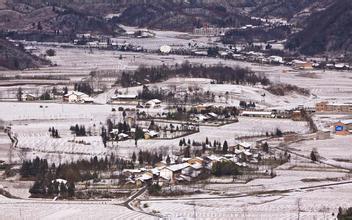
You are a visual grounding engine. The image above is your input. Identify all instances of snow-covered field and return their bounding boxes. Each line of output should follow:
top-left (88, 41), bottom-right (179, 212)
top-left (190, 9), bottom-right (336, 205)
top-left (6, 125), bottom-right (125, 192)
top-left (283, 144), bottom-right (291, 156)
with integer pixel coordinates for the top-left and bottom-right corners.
top-left (144, 183), bottom-right (352, 220)
top-left (0, 196), bottom-right (156, 220)
top-left (289, 135), bottom-right (352, 169)
top-left (157, 77), bottom-right (313, 109)
top-left (0, 102), bottom-right (113, 121)
top-left (142, 158), bottom-right (351, 220)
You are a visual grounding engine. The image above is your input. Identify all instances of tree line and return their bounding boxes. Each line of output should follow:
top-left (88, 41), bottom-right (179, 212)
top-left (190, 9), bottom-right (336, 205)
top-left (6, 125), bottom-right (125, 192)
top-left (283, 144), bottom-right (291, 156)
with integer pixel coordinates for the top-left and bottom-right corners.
top-left (117, 61), bottom-right (270, 88)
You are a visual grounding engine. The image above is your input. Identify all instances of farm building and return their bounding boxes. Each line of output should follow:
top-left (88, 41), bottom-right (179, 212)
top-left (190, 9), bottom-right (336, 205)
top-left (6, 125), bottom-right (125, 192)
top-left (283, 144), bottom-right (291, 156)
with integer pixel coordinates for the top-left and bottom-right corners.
top-left (291, 110), bottom-right (304, 121)
top-left (181, 163), bottom-right (203, 179)
top-left (21, 93), bottom-right (38, 101)
top-left (292, 60), bottom-right (313, 70)
top-left (144, 130), bottom-right (159, 139)
top-left (269, 56), bottom-right (284, 64)
top-left (159, 163), bottom-right (190, 183)
top-left (63, 91), bottom-right (94, 103)
top-left (110, 94), bottom-right (138, 103)
top-left (316, 102), bottom-right (352, 113)
top-left (195, 104), bottom-right (213, 112)
top-left (193, 114), bottom-right (210, 122)
top-left (236, 142), bottom-right (252, 150)
top-left (145, 99), bottom-right (161, 108)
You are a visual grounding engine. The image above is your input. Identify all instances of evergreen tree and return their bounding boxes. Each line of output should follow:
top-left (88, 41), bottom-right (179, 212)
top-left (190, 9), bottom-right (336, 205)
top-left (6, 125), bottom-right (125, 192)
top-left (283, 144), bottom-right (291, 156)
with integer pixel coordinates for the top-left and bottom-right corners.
top-left (166, 155), bottom-right (171, 165)
top-left (184, 146), bottom-right (191, 158)
top-left (17, 87), bottom-right (23, 101)
top-left (223, 140), bottom-right (228, 153)
top-left (67, 182), bottom-right (75, 197)
top-left (132, 152), bottom-right (136, 163)
top-left (138, 151), bottom-right (143, 165)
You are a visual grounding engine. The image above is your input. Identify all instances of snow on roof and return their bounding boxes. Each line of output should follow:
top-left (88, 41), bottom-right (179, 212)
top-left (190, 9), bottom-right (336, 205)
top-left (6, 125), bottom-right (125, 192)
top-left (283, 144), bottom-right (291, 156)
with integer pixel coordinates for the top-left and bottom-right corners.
top-left (110, 129), bottom-right (119, 134)
top-left (137, 173), bottom-right (153, 181)
top-left (82, 97), bottom-right (94, 102)
top-left (196, 103), bottom-right (213, 108)
top-left (150, 168), bottom-right (160, 175)
top-left (330, 103), bottom-right (352, 106)
top-left (292, 60), bottom-right (307, 64)
top-left (113, 94), bottom-right (138, 99)
top-left (146, 130), bottom-right (159, 137)
top-left (234, 149), bottom-right (243, 154)
top-left (166, 163), bottom-right (190, 172)
top-left (146, 99), bottom-right (162, 105)
top-left (118, 133), bottom-right (129, 138)
top-left (207, 112), bottom-right (218, 117)
top-left (22, 93), bottom-right (37, 97)
top-left (340, 119), bottom-right (352, 125)
top-left (238, 142), bottom-right (251, 148)
top-left (52, 179), bottom-right (67, 184)
top-left (206, 155), bottom-right (219, 161)
top-left (241, 111), bottom-right (273, 116)
top-left (182, 157), bottom-right (192, 162)
top-left (335, 63), bottom-right (346, 68)
top-left (243, 151), bottom-right (252, 156)
top-left (191, 163), bottom-right (203, 170)
top-left (64, 91), bottom-right (89, 97)
top-left (123, 169), bottom-right (143, 173)
top-left (195, 114), bottom-right (209, 121)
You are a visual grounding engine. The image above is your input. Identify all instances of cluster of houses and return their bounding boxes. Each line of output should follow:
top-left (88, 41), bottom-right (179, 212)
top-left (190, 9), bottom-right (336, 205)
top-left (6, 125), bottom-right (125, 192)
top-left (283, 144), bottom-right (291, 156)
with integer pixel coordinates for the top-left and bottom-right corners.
top-left (18, 90), bottom-right (95, 104)
top-left (120, 142), bottom-right (257, 186)
top-left (109, 126), bottom-right (160, 141)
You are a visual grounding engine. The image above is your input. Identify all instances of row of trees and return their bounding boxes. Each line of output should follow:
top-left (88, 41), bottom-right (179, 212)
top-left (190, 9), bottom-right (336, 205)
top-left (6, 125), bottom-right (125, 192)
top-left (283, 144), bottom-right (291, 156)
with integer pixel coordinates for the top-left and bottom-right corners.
top-left (132, 150), bottom-right (163, 166)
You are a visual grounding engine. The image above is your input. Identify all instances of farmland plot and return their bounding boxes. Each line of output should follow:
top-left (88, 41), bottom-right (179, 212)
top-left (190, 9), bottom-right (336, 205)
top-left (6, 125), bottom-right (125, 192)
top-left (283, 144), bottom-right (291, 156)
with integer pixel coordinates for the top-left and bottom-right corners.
top-left (0, 196), bottom-right (156, 220)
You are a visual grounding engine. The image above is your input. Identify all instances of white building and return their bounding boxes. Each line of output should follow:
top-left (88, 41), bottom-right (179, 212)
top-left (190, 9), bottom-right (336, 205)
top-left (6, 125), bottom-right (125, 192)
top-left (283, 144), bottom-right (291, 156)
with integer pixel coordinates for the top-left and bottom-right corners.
top-left (63, 91), bottom-right (94, 103)
top-left (145, 99), bottom-right (162, 108)
top-left (159, 163), bottom-right (190, 182)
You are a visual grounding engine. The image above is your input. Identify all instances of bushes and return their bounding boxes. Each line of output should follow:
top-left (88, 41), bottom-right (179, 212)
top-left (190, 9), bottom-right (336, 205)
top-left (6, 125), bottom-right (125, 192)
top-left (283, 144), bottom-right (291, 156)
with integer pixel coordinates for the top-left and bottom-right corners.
top-left (338, 207), bottom-right (352, 220)
top-left (267, 84), bottom-right (310, 96)
top-left (45, 49), bottom-right (56, 57)
top-left (148, 184), bottom-right (161, 195)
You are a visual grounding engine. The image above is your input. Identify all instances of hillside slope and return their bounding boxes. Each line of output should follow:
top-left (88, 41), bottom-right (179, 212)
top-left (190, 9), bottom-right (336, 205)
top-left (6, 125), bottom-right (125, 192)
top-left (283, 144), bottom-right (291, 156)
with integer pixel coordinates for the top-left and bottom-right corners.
top-left (286, 0), bottom-right (352, 55)
top-left (0, 1), bottom-right (123, 42)
top-left (117, 2), bottom-right (254, 32)
top-left (0, 38), bottom-right (49, 70)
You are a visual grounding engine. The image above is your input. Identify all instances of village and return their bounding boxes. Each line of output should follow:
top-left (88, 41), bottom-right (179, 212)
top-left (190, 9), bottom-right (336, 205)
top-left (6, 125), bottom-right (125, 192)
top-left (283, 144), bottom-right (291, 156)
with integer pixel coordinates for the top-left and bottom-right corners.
top-left (1, 22), bottom-right (352, 220)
